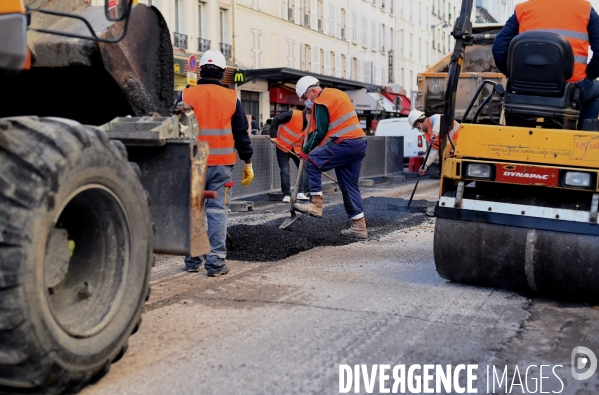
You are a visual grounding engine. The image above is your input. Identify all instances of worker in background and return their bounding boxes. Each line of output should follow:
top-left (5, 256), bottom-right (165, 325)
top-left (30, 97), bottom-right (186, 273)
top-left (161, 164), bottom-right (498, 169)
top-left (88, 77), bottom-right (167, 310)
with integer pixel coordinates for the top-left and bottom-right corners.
top-left (180, 49), bottom-right (254, 276)
top-left (408, 110), bottom-right (460, 176)
top-left (268, 109), bottom-right (310, 203)
top-left (251, 116), bottom-right (259, 135)
top-left (293, 76), bottom-right (369, 239)
top-left (492, 0), bottom-right (599, 128)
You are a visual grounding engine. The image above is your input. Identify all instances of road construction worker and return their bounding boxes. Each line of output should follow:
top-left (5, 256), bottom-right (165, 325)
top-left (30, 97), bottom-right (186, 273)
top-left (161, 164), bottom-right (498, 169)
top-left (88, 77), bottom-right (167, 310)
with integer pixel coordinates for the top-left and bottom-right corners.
top-left (492, 0), bottom-right (599, 128)
top-left (268, 109), bottom-right (310, 202)
top-left (408, 110), bottom-right (460, 176)
top-left (293, 76), bottom-right (369, 239)
top-left (180, 49), bottom-right (254, 276)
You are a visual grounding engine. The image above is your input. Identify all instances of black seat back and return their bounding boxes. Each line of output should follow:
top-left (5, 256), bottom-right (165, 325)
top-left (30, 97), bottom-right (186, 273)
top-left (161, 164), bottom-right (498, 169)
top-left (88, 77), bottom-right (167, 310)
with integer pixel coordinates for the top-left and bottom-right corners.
top-left (507, 31), bottom-right (574, 97)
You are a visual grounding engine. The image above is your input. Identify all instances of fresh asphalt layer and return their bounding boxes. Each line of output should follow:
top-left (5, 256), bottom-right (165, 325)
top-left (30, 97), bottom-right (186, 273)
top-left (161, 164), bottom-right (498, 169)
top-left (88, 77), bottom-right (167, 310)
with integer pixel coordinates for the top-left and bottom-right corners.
top-left (81, 178), bottom-right (599, 395)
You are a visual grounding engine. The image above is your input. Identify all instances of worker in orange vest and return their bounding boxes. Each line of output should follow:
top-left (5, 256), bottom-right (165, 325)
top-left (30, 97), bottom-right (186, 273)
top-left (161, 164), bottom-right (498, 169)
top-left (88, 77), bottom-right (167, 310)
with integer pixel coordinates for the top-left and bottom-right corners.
top-left (293, 76), bottom-right (369, 239)
top-left (492, 0), bottom-right (599, 127)
top-left (268, 108), bottom-right (310, 202)
top-left (408, 110), bottom-right (460, 175)
top-left (180, 49), bottom-right (254, 276)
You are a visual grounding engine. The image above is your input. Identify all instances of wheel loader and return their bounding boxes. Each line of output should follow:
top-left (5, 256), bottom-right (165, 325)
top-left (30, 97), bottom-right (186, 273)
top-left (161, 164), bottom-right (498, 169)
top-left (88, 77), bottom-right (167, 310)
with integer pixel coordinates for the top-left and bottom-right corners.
top-left (0, 0), bottom-right (210, 393)
top-left (433, 0), bottom-right (599, 302)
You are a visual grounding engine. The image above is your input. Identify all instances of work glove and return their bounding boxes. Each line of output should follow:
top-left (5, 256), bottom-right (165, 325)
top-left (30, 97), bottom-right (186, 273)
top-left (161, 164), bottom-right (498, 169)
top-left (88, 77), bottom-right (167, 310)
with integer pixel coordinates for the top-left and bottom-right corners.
top-left (418, 166), bottom-right (428, 176)
top-left (241, 163), bottom-right (254, 187)
top-left (298, 151), bottom-right (309, 161)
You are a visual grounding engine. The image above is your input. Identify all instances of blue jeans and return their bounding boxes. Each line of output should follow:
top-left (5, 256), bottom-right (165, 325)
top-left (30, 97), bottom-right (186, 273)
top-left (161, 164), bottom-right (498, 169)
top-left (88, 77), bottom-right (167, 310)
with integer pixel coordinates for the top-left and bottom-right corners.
top-left (185, 165), bottom-right (231, 273)
top-left (306, 138), bottom-right (367, 218)
top-left (575, 78), bottom-right (599, 127)
top-left (276, 147), bottom-right (309, 196)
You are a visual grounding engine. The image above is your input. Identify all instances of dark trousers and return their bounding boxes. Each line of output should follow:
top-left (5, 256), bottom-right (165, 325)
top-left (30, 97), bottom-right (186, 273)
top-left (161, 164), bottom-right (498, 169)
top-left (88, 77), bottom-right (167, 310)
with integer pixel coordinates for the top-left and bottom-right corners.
top-left (276, 147), bottom-right (309, 196)
top-left (306, 138), bottom-right (367, 218)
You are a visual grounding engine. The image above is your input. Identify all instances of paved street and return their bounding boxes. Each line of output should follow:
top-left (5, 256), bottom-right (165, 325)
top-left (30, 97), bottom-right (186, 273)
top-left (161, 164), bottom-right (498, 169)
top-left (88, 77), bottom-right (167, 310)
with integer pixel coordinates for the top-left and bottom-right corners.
top-left (82, 179), bottom-right (599, 395)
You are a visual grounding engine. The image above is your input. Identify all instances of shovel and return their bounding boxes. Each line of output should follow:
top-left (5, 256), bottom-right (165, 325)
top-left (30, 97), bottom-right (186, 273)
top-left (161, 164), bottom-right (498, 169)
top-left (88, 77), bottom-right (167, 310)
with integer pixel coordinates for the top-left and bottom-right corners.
top-left (279, 116), bottom-right (312, 229)
top-left (265, 136), bottom-right (339, 184)
top-left (406, 142), bottom-right (433, 212)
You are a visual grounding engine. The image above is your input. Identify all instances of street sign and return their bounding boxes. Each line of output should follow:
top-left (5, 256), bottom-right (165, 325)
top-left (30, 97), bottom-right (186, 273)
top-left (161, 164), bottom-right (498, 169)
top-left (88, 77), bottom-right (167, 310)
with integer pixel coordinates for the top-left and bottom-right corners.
top-left (187, 72), bottom-right (197, 85)
top-left (188, 55), bottom-right (197, 73)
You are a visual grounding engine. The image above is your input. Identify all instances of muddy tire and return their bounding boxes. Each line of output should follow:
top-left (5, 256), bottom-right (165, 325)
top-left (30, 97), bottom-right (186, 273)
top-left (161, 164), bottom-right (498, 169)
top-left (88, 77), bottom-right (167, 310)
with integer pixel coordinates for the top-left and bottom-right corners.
top-left (0, 117), bottom-right (152, 394)
top-left (427, 163), bottom-right (440, 179)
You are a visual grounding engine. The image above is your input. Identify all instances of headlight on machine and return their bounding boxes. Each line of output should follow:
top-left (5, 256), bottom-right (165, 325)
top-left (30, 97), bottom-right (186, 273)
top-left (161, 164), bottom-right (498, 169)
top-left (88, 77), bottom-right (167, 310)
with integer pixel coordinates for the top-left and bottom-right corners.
top-left (562, 171), bottom-right (592, 188)
top-left (466, 163), bottom-right (492, 179)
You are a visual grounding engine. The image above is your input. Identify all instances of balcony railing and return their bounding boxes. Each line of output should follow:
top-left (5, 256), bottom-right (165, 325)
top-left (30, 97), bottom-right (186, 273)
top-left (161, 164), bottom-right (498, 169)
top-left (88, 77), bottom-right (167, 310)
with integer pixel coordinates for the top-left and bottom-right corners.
top-left (174, 32), bottom-right (188, 50)
top-left (220, 42), bottom-right (232, 60)
top-left (198, 38), bottom-right (210, 53)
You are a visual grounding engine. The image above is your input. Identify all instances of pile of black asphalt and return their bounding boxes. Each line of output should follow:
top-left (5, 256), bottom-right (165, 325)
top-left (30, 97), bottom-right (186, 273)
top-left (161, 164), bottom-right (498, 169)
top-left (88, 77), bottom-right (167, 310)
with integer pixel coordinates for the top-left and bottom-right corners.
top-left (227, 196), bottom-right (435, 262)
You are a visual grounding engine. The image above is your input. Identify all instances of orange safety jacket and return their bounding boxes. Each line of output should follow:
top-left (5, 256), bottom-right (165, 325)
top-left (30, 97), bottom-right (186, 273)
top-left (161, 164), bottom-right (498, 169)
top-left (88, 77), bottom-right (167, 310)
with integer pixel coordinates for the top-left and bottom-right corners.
top-left (312, 88), bottom-right (365, 146)
top-left (277, 110), bottom-right (305, 154)
top-left (183, 84), bottom-right (238, 166)
top-left (516, 0), bottom-right (591, 83)
top-left (423, 117), bottom-right (460, 150)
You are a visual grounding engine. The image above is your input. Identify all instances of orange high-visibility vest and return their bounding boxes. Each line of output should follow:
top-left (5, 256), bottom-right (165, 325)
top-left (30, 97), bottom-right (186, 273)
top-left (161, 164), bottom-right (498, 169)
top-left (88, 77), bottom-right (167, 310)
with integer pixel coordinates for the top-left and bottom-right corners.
top-left (183, 84), bottom-right (238, 166)
top-left (424, 117), bottom-right (459, 149)
top-left (312, 88), bottom-right (365, 146)
top-left (277, 110), bottom-right (305, 154)
top-left (516, 0), bottom-right (591, 83)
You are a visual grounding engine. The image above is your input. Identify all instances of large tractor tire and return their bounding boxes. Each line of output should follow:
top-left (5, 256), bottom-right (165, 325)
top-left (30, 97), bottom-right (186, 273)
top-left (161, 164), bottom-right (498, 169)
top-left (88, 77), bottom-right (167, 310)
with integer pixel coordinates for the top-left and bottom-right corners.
top-left (0, 117), bottom-right (153, 394)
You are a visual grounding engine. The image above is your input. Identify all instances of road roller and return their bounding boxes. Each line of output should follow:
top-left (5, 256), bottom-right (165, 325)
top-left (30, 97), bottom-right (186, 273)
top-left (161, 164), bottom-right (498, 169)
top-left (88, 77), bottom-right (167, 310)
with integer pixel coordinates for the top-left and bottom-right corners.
top-left (433, 0), bottom-right (599, 301)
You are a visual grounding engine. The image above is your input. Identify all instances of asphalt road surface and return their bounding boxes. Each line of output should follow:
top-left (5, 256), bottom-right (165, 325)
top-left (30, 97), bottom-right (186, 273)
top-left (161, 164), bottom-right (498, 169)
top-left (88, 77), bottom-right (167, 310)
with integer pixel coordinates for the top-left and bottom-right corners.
top-left (81, 178), bottom-right (599, 395)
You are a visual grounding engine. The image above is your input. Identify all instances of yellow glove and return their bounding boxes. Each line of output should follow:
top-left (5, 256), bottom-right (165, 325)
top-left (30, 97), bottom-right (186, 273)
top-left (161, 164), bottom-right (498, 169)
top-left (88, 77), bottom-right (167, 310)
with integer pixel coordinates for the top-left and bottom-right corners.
top-left (241, 163), bottom-right (254, 187)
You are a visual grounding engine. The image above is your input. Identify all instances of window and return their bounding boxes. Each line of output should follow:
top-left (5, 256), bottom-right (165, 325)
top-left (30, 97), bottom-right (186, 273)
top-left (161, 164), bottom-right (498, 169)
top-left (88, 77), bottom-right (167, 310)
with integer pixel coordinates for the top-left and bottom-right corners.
top-left (352, 57), bottom-right (358, 80)
top-left (301, 43), bottom-right (310, 70)
top-left (371, 20), bottom-right (376, 50)
top-left (301, 0), bottom-right (309, 26)
top-left (329, 3), bottom-right (335, 37)
top-left (341, 54), bottom-right (346, 78)
top-left (389, 27), bottom-right (394, 50)
top-left (363, 61), bottom-right (372, 84)
top-left (361, 16), bottom-right (367, 47)
top-left (287, 39), bottom-right (295, 68)
top-left (174, 0), bottom-right (185, 33)
top-left (380, 23), bottom-right (385, 52)
top-left (251, 29), bottom-right (261, 68)
top-left (220, 8), bottom-right (229, 44)
top-left (198, 1), bottom-right (206, 38)
top-left (324, 50), bottom-right (330, 75)
top-left (351, 10), bottom-right (358, 43)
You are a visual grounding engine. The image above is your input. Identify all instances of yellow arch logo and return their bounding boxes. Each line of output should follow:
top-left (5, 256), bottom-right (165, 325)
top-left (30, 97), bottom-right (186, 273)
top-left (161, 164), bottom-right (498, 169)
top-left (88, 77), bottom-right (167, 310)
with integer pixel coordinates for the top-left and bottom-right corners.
top-left (234, 71), bottom-right (245, 83)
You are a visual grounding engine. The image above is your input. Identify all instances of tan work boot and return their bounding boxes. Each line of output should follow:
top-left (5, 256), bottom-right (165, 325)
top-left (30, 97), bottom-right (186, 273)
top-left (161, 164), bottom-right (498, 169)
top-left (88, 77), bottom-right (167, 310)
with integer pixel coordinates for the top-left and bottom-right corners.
top-left (293, 195), bottom-right (323, 217)
top-left (341, 218), bottom-right (368, 239)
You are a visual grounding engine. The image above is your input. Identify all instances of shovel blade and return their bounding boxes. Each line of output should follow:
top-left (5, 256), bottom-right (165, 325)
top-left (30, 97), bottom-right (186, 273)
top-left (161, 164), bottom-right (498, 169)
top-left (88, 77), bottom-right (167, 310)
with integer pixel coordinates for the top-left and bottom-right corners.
top-left (279, 212), bottom-right (299, 229)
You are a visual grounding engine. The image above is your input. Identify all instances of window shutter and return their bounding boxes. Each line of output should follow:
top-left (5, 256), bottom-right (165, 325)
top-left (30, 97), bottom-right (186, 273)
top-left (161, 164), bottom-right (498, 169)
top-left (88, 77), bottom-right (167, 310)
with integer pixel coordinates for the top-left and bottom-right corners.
top-left (310, 0), bottom-right (318, 30)
top-left (311, 46), bottom-right (320, 73)
top-left (300, 43), bottom-right (306, 70)
top-left (351, 10), bottom-right (357, 42)
top-left (336, 6), bottom-right (341, 39)
top-left (323, 1), bottom-right (329, 35)
top-left (362, 16), bottom-right (367, 46)
top-left (283, 0), bottom-right (288, 20)
top-left (335, 53), bottom-right (342, 78)
top-left (324, 50), bottom-right (330, 75)
top-left (295, 0), bottom-right (300, 24)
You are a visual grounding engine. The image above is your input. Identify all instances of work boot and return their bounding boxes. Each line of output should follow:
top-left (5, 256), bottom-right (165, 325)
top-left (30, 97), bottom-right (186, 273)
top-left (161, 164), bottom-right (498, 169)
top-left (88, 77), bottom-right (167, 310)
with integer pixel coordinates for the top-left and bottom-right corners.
top-left (294, 195), bottom-right (323, 217)
top-left (341, 218), bottom-right (368, 239)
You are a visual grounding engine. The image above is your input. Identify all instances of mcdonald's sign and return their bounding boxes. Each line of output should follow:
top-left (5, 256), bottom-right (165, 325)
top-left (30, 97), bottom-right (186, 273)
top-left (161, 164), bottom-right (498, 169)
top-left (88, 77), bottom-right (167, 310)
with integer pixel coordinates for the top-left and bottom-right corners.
top-left (233, 71), bottom-right (245, 83)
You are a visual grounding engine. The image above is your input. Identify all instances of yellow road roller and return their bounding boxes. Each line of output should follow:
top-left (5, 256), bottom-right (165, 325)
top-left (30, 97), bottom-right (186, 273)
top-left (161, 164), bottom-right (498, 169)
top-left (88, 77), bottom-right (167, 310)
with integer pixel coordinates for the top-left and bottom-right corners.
top-left (434, 0), bottom-right (599, 301)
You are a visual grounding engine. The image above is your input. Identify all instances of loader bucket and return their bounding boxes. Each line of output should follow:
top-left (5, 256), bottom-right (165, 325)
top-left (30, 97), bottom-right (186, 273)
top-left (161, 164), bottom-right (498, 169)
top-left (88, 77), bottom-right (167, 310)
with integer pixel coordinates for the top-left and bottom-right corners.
top-left (0, 1), bottom-right (174, 126)
top-left (434, 217), bottom-right (599, 302)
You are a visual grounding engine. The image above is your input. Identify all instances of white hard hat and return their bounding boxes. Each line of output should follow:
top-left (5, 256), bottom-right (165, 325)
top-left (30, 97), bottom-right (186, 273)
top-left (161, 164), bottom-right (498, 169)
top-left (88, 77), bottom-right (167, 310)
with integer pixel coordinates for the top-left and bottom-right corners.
top-left (408, 109), bottom-right (426, 129)
top-left (200, 49), bottom-right (227, 69)
top-left (296, 76), bottom-right (320, 98)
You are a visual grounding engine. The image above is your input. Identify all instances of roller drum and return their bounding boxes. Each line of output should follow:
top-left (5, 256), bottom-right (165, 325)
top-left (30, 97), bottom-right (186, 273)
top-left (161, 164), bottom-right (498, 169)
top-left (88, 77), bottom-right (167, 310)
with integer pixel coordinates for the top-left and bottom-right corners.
top-left (434, 218), bottom-right (599, 301)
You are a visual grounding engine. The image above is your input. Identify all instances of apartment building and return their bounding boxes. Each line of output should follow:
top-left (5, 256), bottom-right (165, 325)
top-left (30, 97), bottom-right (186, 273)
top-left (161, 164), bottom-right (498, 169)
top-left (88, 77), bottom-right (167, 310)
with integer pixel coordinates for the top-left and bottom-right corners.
top-left (474, 0), bottom-right (514, 24)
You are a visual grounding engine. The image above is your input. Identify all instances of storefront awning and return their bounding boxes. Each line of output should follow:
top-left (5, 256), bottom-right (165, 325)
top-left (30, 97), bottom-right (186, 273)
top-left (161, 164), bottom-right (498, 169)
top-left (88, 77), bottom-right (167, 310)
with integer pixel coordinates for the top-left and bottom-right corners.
top-left (381, 92), bottom-right (411, 116)
top-left (245, 68), bottom-right (381, 92)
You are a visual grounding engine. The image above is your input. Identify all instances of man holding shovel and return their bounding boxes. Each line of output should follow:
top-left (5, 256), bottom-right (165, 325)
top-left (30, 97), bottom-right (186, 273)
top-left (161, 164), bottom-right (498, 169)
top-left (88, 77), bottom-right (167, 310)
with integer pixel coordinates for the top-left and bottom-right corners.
top-left (268, 109), bottom-right (310, 203)
top-left (292, 76), bottom-right (369, 239)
